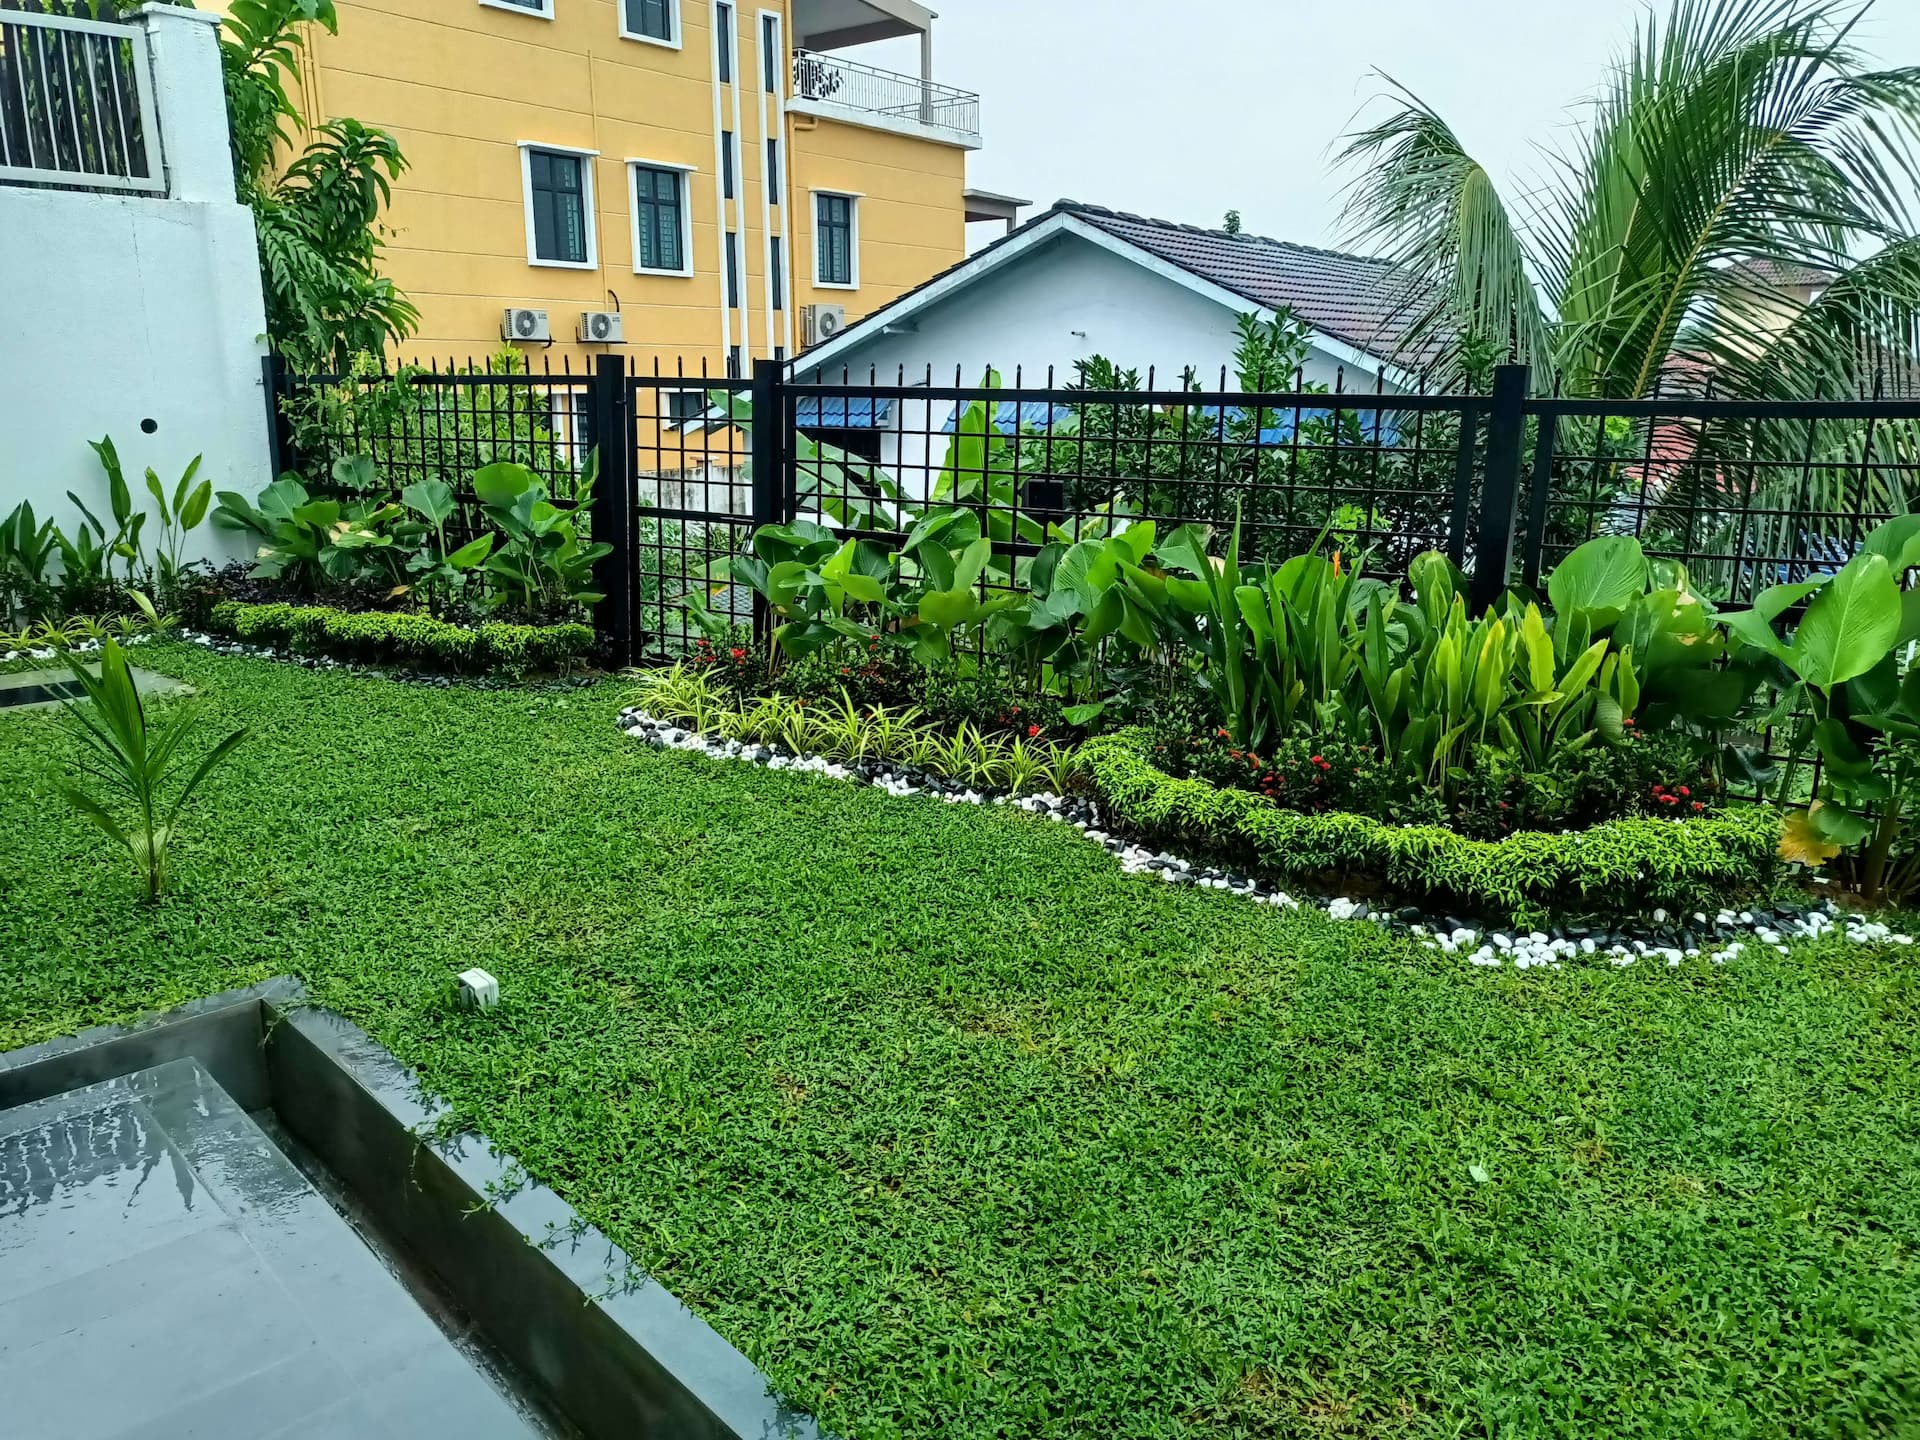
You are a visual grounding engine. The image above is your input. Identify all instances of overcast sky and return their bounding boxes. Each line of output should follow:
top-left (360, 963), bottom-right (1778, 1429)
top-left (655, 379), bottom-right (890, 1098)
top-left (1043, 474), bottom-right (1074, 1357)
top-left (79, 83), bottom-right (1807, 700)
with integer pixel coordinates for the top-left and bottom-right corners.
top-left (844, 0), bottom-right (1920, 254)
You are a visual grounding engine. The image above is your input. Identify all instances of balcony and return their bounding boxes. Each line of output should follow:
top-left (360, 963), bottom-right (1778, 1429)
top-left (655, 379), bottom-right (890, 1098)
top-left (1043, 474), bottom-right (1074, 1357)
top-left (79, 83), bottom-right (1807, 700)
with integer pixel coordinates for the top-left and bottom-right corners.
top-left (789, 50), bottom-right (982, 149)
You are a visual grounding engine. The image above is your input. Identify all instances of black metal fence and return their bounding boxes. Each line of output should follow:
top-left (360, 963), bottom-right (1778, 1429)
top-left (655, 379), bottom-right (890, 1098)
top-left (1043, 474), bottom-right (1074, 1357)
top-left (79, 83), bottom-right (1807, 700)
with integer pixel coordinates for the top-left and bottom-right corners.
top-left (271, 356), bottom-right (1920, 667)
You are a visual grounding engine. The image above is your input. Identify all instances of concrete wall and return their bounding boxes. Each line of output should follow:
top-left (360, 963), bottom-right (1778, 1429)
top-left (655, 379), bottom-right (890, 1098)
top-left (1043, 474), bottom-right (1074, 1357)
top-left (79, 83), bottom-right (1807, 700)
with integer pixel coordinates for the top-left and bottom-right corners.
top-left (0, 6), bottom-right (266, 577)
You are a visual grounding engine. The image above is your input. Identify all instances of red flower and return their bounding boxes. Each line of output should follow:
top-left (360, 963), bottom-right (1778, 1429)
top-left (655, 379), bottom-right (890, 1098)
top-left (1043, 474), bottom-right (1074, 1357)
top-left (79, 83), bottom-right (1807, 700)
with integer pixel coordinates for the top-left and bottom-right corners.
top-left (729, 647), bottom-right (745, 660)
top-left (1027, 724), bottom-right (1041, 738)
top-left (1676, 786), bottom-right (1690, 798)
top-left (1692, 801), bottom-right (1705, 812)
top-left (1310, 755), bottom-right (1323, 765)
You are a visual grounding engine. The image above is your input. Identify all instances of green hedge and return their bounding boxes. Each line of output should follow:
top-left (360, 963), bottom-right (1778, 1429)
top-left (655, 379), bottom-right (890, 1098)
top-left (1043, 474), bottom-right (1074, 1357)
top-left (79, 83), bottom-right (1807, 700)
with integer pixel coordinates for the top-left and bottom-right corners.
top-left (208, 601), bottom-right (596, 676)
top-left (1081, 728), bottom-right (1783, 918)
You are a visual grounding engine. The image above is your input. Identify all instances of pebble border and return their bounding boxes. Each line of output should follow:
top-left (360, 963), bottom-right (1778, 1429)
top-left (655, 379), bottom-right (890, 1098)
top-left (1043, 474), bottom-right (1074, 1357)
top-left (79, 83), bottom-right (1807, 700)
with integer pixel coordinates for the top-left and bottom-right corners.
top-left (618, 706), bottom-right (1913, 970)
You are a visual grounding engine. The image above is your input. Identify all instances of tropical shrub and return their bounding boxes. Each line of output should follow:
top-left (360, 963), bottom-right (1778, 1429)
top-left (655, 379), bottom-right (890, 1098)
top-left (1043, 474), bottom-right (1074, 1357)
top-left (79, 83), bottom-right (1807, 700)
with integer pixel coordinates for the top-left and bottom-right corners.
top-left (56, 636), bottom-right (248, 901)
top-left (632, 666), bottom-right (1082, 795)
top-left (1721, 515), bottom-right (1920, 902)
top-left (1083, 728), bottom-right (1780, 919)
top-left (206, 600), bottom-right (594, 675)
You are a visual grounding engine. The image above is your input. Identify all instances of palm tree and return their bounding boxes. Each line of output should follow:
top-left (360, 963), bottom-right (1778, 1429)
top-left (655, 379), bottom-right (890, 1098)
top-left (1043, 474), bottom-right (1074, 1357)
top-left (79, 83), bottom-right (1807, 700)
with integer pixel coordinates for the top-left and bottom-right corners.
top-left (1338, 0), bottom-right (1920, 403)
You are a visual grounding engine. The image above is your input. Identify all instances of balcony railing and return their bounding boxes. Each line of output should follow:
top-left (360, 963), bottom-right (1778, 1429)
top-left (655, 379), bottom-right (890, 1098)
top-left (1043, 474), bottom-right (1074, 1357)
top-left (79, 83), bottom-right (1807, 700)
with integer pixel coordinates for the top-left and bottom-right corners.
top-left (0, 3), bottom-right (162, 192)
top-left (791, 50), bottom-right (980, 144)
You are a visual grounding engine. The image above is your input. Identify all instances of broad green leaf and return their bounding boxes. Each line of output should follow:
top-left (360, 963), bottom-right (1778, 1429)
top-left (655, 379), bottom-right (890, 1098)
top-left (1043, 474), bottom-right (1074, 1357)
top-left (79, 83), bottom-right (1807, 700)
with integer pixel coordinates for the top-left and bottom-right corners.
top-left (472, 461), bottom-right (538, 509)
top-left (1862, 514), bottom-right (1920, 575)
top-left (1546, 535), bottom-right (1646, 621)
top-left (1789, 554), bottom-right (1901, 689)
top-left (401, 479), bottom-right (456, 527)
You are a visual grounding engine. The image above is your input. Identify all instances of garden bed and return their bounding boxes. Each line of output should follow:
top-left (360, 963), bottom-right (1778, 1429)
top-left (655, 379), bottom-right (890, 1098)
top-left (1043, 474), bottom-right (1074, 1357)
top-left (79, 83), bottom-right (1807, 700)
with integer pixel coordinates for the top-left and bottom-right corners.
top-left (201, 600), bottom-right (596, 676)
top-left (1083, 727), bottom-right (1786, 920)
top-left (7, 645), bottom-right (1920, 1439)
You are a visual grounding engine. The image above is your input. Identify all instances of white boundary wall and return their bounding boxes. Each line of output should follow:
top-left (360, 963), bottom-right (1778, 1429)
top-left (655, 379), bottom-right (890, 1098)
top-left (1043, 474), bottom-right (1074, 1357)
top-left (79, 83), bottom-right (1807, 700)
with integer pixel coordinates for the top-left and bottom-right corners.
top-left (0, 6), bottom-right (265, 575)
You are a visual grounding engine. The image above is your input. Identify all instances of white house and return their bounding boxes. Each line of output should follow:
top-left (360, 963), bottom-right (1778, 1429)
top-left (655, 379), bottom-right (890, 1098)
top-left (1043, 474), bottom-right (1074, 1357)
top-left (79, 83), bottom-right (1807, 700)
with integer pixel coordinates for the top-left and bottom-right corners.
top-left (785, 200), bottom-right (1430, 500)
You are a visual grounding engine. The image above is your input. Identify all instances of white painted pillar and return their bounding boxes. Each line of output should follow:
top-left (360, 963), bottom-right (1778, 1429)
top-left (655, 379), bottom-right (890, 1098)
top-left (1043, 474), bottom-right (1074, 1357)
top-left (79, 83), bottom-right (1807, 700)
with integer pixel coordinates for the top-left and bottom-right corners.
top-left (135, 3), bottom-right (234, 203)
top-left (919, 24), bottom-right (934, 124)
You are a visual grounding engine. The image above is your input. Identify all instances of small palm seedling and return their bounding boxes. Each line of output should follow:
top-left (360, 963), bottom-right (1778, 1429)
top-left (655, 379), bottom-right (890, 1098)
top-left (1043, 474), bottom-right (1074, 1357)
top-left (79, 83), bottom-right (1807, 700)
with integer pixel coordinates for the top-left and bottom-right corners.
top-left (58, 637), bottom-right (247, 901)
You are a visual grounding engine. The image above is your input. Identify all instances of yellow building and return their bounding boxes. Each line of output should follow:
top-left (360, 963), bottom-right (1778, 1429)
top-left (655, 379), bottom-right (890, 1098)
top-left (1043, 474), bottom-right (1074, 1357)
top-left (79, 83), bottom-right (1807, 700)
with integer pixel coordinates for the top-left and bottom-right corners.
top-left (279, 0), bottom-right (994, 376)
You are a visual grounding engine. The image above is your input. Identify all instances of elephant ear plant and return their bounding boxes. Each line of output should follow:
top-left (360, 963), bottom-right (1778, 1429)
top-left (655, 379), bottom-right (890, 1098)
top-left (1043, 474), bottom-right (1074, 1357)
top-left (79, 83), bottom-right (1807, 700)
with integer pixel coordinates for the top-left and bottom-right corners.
top-left (1720, 515), bottom-right (1920, 900)
top-left (57, 638), bottom-right (248, 902)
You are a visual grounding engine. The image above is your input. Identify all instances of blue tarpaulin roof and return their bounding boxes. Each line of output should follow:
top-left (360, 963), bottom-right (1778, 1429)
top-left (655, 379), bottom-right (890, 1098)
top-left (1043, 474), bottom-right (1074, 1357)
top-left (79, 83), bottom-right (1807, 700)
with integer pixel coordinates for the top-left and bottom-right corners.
top-left (1195, 405), bottom-right (1406, 447)
top-left (941, 401), bottom-right (1075, 434)
top-left (796, 395), bottom-right (895, 429)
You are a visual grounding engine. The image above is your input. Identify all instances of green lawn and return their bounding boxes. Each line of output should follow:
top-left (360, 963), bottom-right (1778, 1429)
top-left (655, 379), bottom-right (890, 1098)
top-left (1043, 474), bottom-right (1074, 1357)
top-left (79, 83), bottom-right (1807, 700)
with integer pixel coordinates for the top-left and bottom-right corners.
top-left (4, 643), bottom-right (1919, 1439)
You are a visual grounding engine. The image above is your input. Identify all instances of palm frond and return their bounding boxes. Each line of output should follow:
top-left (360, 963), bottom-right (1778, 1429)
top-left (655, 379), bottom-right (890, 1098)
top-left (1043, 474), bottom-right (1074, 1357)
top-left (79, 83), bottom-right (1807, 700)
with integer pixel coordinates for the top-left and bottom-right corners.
top-left (1336, 79), bottom-right (1552, 383)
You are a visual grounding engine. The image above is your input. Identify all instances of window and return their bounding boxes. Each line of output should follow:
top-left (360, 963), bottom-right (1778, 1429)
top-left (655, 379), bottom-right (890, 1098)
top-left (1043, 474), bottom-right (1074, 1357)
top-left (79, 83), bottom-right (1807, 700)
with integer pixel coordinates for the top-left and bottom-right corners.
top-left (522, 145), bottom-right (595, 268)
top-left (761, 14), bottom-right (780, 92)
top-left (481, 0), bottom-right (553, 16)
top-left (632, 163), bottom-right (689, 273)
top-left (815, 192), bottom-right (855, 287)
top-left (770, 236), bottom-right (783, 310)
top-left (765, 137), bottom-right (779, 195)
top-left (728, 344), bottom-right (743, 378)
top-left (666, 390), bottom-right (708, 424)
top-left (621, 0), bottom-right (676, 43)
top-left (715, 2), bottom-right (732, 80)
top-left (549, 391), bottom-right (589, 470)
top-left (722, 130), bottom-right (735, 199)
top-left (725, 231), bottom-right (741, 307)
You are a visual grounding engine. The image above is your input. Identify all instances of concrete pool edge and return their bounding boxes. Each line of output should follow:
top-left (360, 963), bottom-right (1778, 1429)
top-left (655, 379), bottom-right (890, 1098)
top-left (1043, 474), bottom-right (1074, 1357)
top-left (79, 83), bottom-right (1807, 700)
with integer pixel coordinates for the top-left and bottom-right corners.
top-left (0, 981), bottom-right (823, 1440)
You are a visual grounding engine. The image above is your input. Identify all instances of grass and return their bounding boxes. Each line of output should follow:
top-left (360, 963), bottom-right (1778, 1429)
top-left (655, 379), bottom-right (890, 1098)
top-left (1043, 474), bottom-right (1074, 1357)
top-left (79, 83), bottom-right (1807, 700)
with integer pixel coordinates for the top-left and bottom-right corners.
top-left (4, 643), bottom-right (1920, 1438)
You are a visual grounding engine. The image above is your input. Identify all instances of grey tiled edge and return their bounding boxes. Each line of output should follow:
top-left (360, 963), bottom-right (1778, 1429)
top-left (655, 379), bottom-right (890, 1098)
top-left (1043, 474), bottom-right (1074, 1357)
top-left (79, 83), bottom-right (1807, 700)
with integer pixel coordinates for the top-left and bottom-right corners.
top-left (0, 981), bottom-right (826, 1440)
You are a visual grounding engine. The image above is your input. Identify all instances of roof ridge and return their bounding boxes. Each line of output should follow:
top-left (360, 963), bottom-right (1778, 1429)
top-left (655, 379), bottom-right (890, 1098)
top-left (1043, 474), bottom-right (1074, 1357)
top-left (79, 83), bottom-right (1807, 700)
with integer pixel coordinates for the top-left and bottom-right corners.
top-left (1053, 199), bottom-right (1390, 268)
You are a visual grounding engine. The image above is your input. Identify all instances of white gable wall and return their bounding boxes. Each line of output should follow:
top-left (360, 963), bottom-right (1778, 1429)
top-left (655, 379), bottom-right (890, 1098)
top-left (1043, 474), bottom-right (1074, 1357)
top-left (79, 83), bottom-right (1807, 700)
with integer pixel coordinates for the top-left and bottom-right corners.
top-left (797, 231), bottom-right (1392, 391)
top-left (796, 231), bottom-right (1402, 506)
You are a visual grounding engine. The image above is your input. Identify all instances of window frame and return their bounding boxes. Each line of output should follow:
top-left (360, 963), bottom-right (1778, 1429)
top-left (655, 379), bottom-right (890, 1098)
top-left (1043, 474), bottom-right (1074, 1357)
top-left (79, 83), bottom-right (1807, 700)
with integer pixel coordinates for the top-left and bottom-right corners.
top-left (619, 0), bottom-right (681, 48)
top-left (765, 136), bottom-right (780, 197)
top-left (519, 142), bottom-right (599, 271)
top-left (769, 235), bottom-right (784, 311)
top-left (811, 189), bottom-right (859, 290)
top-left (760, 11), bottom-right (781, 94)
top-left (626, 158), bottom-right (696, 277)
top-left (480, 0), bottom-right (554, 17)
top-left (721, 129), bottom-right (736, 200)
top-left (725, 230), bottom-right (742, 308)
top-left (714, 1), bottom-right (733, 81)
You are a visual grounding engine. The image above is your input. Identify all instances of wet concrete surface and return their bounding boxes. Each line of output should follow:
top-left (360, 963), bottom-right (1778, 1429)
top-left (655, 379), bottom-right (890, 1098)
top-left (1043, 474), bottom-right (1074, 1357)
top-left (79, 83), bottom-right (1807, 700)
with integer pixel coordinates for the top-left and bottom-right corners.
top-left (0, 1059), bottom-right (542, 1439)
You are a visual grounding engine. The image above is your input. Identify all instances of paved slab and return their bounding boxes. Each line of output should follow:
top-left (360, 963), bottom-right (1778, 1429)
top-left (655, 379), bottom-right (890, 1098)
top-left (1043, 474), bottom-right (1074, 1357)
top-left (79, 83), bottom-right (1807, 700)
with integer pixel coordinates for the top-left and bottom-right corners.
top-left (0, 1058), bottom-right (539, 1440)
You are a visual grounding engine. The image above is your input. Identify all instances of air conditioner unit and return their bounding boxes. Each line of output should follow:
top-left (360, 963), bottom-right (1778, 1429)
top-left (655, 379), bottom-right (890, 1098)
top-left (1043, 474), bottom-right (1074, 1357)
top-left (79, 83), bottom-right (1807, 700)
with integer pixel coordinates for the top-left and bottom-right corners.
top-left (802, 303), bottom-right (847, 347)
top-left (502, 307), bottom-right (549, 343)
top-left (579, 310), bottom-right (624, 344)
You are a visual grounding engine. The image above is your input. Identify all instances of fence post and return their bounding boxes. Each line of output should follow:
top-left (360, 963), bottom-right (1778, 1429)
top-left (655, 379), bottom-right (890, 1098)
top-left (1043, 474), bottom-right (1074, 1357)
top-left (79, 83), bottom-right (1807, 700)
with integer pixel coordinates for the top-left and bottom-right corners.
top-left (748, 358), bottom-right (786, 649)
top-left (1468, 363), bottom-right (1530, 613)
top-left (590, 354), bottom-right (636, 668)
top-left (1518, 409), bottom-right (1559, 594)
top-left (260, 352), bottom-right (293, 478)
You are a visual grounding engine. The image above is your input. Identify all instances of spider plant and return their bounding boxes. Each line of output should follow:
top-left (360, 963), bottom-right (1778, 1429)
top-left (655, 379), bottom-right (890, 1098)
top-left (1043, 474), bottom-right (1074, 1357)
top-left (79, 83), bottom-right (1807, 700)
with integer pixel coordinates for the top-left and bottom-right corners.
top-left (864, 703), bottom-right (930, 763)
top-left (58, 637), bottom-right (248, 901)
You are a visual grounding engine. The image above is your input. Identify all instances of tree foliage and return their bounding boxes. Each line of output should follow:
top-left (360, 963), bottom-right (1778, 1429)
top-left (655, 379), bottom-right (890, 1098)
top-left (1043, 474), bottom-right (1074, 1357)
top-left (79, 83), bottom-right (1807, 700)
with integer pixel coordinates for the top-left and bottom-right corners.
top-left (215, 0), bottom-right (418, 369)
top-left (1339, 0), bottom-right (1920, 401)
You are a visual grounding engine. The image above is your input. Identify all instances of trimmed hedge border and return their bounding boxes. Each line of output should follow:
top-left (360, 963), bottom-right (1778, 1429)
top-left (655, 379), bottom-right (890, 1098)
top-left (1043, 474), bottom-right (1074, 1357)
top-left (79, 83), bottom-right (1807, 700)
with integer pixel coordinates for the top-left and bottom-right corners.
top-left (1081, 728), bottom-right (1784, 917)
top-left (207, 601), bottom-right (596, 676)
